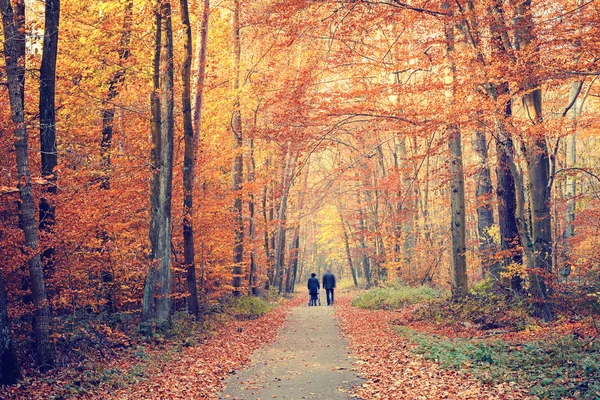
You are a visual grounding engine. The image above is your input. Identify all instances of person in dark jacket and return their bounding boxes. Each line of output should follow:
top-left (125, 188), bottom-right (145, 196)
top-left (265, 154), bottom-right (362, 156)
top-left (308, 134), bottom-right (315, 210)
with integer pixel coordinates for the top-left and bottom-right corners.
top-left (307, 273), bottom-right (320, 306)
top-left (322, 271), bottom-right (336, 305)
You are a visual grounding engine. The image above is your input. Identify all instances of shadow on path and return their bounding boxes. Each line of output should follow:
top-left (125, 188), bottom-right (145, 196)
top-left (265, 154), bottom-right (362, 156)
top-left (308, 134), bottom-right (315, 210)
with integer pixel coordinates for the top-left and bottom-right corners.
top-left (220, 304), bottom-right (362, 400)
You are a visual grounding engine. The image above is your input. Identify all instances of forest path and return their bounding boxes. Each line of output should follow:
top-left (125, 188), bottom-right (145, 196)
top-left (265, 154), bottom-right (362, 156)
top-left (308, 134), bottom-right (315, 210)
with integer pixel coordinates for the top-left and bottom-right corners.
top-left (219, 303), bottom-right (362, 400)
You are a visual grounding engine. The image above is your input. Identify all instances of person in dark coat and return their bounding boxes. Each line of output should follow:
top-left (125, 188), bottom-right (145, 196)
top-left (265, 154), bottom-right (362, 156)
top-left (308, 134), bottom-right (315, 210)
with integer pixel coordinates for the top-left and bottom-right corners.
top-left (307, 273), bottom-right (320, 306)
top-left (322, 271), bottom-right (336, 305)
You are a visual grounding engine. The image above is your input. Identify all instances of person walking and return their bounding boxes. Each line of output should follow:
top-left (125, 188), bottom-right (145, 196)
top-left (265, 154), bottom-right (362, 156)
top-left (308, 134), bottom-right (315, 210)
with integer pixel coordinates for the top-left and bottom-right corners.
top-left (307, 273), bottom-right (320, 306)
top-left (322, 271), bottom-right (336, 306)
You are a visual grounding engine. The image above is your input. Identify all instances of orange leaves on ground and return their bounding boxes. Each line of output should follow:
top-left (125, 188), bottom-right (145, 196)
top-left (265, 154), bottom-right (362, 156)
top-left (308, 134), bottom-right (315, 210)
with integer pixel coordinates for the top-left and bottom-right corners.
top-left (2, 297), bottom-right (302, 400)
top-left (335, 296), bottom-right (532, 400)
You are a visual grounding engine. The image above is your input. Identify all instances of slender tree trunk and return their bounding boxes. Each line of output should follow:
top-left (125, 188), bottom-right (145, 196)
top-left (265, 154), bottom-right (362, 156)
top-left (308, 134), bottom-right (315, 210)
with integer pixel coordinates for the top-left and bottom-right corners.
top-left (1, 0), bottom-right (54, 370)
top-left (180, 0), bottom-right (200, 317)
top-left (274, 146), bottom-right (295, 292)
top-left (154, 0), bottom-right (175, 331)
top-left (356, 190), bottom-right (371, 286)
top-left (142, 4), bottom-right (162, 336)
top-left (100, 0), bottom-right (132, 190)
top-left (444, 3), bottom-right (468, 297)
top-left (472, 129), bottom-right (497, 279)
top-left (287, 159), bottom-right (309, 293)
top-left (231, 0), bottom-right (244, 297)
top-left (98, 0), bottom-right (133, 311)
top-left (0, 270), bottom-right (21, 385)
top-left (248, 108), bottom-right (258, 295)
top-left (561, 80), bottom-right (580, 277)
top-left (338, 206), bottom-right (358, 287)
top-left (39, 0), bottom-right (60, 282)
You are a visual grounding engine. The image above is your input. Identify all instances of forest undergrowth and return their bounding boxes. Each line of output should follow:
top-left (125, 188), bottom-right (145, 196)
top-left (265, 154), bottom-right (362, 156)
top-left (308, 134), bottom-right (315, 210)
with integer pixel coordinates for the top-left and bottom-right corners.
top-left (341, 284), bottom-right (600, 399)
top-left (1, 295), bottom-right (300, 400)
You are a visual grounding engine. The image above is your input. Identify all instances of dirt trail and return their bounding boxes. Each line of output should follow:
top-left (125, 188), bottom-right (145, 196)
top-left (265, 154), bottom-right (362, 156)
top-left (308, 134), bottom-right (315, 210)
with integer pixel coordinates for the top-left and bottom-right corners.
top-left (220, 304), bottom-right (362, 400)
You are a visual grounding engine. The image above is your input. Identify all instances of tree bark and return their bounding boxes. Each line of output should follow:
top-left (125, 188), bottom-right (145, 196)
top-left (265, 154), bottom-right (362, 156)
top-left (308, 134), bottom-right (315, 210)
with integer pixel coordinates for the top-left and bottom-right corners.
top-left (1, 0), bottom-right (55, 370)
top-left (472, 129), bottom-right (497, 279)
top-left (231, 0), bottom-right (244, 296)
top-left (356, 190), bottom-right (371, 286)
top-left (39, 0), bottom-right (60, 280)
top-left (141, 3), bottom-right (162, 336)
top-left (100, 0), bottom-right (132, 190)
top-left (515, 0), bottom-right (553, 321)
top-left (274, 145), bottom-right (295, 292)
top-left (444, 3), bottom-right (468, 297)
top-left (142, 0), bottom-right (175, 333)
top-left (155, 0), bottom-right (175, 331)
top-left (0, 270), bottom-right (20, 385)
top-left (180, 0), bottom-right (199, 317)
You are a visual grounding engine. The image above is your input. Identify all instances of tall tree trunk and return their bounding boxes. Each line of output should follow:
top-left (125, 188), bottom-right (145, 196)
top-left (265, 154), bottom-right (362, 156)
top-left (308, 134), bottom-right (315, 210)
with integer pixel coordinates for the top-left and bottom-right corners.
top-left (39, 0), bottom-right (60, 282)
top-left (231, 0), bottom-right (244, 297)
top-left (100, 0), bottom-right (133, 190)
top-left (515, 0), bottom-right (553, 321)
top-left (1, 0), bottom-right (54, 370)
top-left (142, 4), bottom-right (162, 336)
top-left (338, 206), bottom-right (358, 287)
top-left (444, 3), bottom-right (468, 297)
top-left (180, 0), bottom-right (202, 317)
top-left (288, 159), bottom-right (309, 293)
top-left (0, 270), bottom-right (21, 385)
top-left (98, 0), bottom-right (133, 311)
top-left (561, 80), bottom-right (580, 277)
top-left (155, 0), bottom-right (175, 331)
top-left (142, 0), bottom-right (175, 333)
top-left (493, 91), bottom-right (524, 293)
top-left (248, 106), bottom-right (258, 295)
top-left (274, 146), bottom-right (295, 292)
top-left (356, 190), bottom-right (371, 286)
top-left (472, 129), bottom-right (497, 279)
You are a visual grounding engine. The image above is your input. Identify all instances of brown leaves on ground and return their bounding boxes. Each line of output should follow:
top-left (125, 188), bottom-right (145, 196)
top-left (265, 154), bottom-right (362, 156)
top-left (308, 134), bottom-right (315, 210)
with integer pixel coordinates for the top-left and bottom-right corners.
top-left (3, 297), bottom-right (302, 400)
top-left (335, 296), bottom-right (533, 400)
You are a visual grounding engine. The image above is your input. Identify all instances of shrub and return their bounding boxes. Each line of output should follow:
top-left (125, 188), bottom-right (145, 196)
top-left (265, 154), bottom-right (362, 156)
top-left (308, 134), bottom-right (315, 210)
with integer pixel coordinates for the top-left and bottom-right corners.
top-left (352, 283), bottom-right (446, 310)
top-left (229, 296), bottom-right (273, 319)
top-left (414, 286), bottom-right (532, 331)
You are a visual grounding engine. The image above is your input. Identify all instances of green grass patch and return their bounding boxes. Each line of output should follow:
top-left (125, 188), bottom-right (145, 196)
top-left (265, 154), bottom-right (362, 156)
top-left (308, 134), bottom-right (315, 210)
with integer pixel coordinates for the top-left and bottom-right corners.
top-left (352, 284), bottom-right (446, 310)
top-left (228, 295), bottom-right (274, 319)
top-left (395, 326), bottom-right (600, 399)
top-left (414, 284), bottom-right (533, 331)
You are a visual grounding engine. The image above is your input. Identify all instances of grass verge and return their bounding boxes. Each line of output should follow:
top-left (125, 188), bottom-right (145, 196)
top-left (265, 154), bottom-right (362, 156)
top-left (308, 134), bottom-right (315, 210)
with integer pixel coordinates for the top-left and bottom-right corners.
top-left (395, 325), bottom-right (600, 399)
top-left (351, 283), bottom-right (446, 310)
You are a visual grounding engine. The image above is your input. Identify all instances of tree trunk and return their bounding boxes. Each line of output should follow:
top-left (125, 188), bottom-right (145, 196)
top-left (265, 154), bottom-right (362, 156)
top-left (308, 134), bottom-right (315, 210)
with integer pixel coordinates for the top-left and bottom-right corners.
top-left (180, 0), bottom-right (201, 317)
top-left (100, 0), bottom-right (132, 190)
top-left (338, 206), bottom-right (358, 287)
top-left (444, 3), bottom-right (468, 297)
top-left (561, 80), bottom-right (580, 277)
top-left (39, 0), bottom-right (60, 281)
top-left (155, 0), bottom-right (175, 331)
top-left (356, 191), bottom-right (371, 286)
top-left (231, 0), bottom-right (244, 297)
top-left (515, 0), bottom-right (553, 322)
top-left (0, 270), bottom-right (21, 385)
top-left (274, 146), bottom-right (295, 292)
top-left (141, 4), bottom-right (162, 336)
top-left (248, 107), bottom-right (258, 295)
top-left (472, 129), bottom-right (497, 279)
top-left (1, 0), bottom-right (55, 370)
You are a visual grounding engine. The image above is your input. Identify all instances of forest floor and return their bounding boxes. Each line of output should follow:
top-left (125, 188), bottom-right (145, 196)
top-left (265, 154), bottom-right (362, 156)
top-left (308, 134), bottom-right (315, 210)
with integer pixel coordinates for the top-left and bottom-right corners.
top-left (335, 295), bottom-right (533, 399)
top-left (219, 303), bottom-right (362, 400)
top-left (2, 297), bottom-right (303, 400)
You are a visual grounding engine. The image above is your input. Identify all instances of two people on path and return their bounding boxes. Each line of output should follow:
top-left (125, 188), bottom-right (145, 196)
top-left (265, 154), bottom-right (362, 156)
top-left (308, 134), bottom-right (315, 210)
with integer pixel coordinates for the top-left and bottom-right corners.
top-left (307, 271), bottom-right (336, 306)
